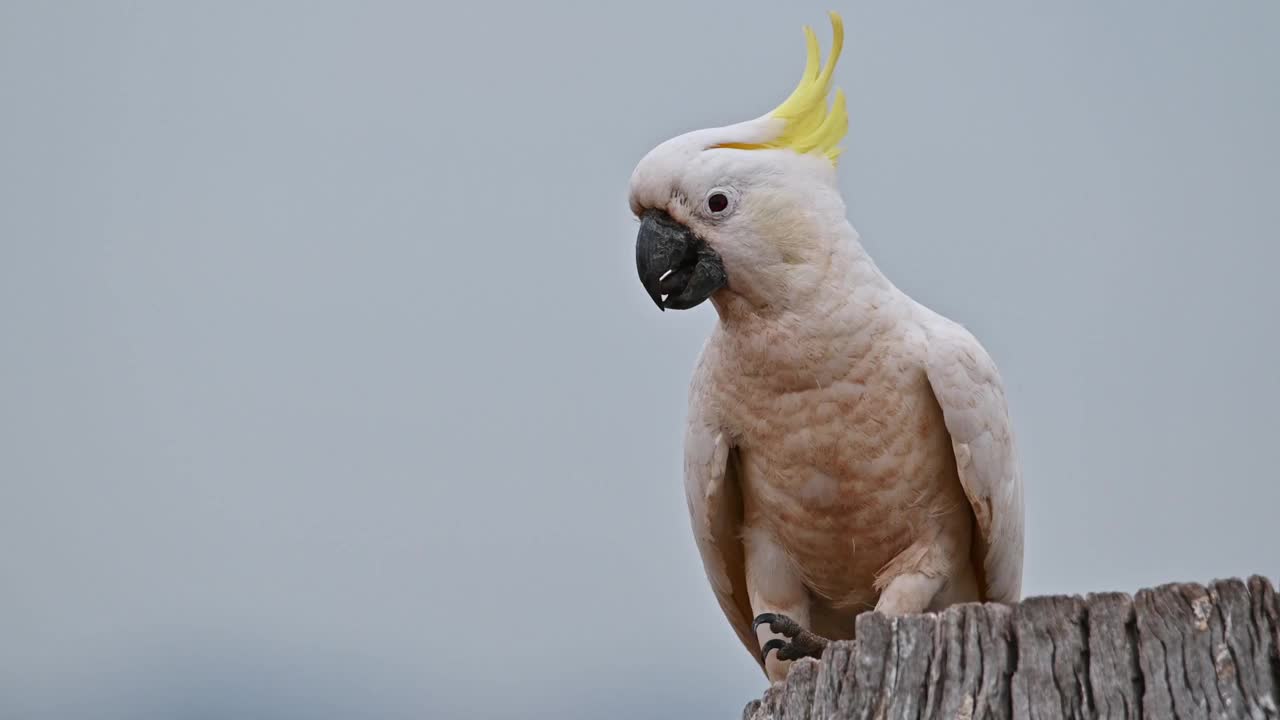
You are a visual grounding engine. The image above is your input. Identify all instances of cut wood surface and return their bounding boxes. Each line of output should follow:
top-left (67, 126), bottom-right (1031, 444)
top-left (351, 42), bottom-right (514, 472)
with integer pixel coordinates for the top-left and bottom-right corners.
top-left (743, 576), bottom-right (1279, 720)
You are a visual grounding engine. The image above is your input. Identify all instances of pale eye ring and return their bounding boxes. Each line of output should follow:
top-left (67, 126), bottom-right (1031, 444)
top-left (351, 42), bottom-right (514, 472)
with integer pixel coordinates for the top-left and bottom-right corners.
top-left (704, 187), bottom-right (737, 217)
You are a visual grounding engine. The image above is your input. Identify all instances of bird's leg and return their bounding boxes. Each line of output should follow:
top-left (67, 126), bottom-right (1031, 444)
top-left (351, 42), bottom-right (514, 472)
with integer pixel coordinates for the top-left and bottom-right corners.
top-left (744, 527), bottom-right (823, 682)
top-left (874, 572), bottom-right (946, 615)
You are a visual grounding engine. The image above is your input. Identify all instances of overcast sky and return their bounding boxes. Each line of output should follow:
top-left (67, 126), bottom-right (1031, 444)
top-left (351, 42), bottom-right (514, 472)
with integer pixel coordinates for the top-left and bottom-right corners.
top-left (1, 1), bottom-right (1277, 718)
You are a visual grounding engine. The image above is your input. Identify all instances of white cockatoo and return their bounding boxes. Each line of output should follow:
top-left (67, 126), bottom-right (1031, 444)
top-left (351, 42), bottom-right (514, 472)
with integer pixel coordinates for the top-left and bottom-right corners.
top-left (629, 12), bottom-right (1024, 682)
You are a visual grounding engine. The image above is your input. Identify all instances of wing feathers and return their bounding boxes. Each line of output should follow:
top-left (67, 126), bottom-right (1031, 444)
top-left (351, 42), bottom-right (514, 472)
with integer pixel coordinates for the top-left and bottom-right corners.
top-left (923, 321), bottom-right (1025, 603)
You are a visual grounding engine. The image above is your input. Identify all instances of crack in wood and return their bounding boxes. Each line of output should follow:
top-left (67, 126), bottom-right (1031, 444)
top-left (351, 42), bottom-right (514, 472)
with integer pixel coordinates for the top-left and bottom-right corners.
top-left (743, 576), bottom-right (1280, 720)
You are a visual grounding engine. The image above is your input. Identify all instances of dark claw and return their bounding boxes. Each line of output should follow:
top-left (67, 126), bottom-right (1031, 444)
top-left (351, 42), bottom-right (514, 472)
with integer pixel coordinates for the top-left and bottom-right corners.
top-left (753, 612), bottom-right (803, 637)
top-left (760, 638), bottom-right (787, 664)
top-left (752, 612), bottom-right (830, 666)
top-left (752, 612), bottom-right (780, 634)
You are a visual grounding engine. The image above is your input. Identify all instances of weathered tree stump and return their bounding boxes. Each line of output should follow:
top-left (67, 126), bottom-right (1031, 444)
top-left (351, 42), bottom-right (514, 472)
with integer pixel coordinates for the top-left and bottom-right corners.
top-left (743, 576), bottom-right (1279, 719)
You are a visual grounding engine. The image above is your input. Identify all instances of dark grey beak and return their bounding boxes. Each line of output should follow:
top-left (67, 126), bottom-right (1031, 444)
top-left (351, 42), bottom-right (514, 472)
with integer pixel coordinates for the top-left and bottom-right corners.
top-left (635, 209), bottom-right (727, 311)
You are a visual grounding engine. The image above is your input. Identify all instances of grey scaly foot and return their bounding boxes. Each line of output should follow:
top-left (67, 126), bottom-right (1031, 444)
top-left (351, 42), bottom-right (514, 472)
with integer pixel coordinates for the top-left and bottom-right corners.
top-left (752, 612), bottom-right (830, 664)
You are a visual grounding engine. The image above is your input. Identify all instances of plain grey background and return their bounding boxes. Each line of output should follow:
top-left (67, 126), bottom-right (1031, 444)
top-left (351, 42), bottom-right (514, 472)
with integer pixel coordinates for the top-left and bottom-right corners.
top-left (1, 1), bottom-right (1277, 718)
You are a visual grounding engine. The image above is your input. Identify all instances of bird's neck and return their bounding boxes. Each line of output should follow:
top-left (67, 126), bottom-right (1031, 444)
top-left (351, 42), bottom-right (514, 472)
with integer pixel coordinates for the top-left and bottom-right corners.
top-left (711, 224), bottom-right (895, 326)
top-left (709, 227), bottom-right (901, 389)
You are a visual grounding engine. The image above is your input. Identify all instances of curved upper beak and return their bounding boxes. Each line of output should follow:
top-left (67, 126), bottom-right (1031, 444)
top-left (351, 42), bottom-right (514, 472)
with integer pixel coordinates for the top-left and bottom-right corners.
top-left (635, 209), bottom-right (727, 311)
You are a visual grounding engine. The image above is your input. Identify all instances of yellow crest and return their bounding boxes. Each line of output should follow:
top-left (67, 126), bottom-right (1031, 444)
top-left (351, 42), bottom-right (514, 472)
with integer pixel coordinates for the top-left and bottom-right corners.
top-left (717, 11), bottom-right (848, 164)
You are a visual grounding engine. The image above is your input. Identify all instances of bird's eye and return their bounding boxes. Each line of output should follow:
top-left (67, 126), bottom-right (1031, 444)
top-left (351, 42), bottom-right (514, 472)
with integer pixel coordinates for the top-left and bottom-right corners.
top-left (703, 186), bottom-right (737, 217)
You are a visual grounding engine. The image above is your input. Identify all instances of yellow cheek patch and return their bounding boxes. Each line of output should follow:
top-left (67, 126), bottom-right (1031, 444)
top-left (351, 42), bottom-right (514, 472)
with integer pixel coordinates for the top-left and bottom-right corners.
top-left (714, 11), bottom-right (849, 165)
top-left (750, 193), bottom-right (819, 265)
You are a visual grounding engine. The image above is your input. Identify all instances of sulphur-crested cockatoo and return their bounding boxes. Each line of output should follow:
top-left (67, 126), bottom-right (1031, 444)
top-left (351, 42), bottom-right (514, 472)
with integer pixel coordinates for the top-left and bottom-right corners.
top-left (629, 12), bottom-right (1023, 682)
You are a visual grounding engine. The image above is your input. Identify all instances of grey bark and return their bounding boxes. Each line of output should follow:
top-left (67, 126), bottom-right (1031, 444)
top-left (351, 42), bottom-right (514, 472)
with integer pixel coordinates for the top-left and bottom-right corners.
top-left (743, 576), bottom-right (1280, 720)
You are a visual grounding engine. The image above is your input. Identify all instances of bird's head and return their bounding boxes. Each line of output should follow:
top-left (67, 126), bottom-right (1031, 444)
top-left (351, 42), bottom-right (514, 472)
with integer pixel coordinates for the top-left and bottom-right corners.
top-left (630, 12), bottom-right (852, 314)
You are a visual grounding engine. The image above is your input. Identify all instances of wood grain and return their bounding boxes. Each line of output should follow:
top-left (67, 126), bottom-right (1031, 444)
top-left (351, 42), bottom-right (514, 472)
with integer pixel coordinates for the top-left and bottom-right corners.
top-left (743, 576), bottom-right (1279, 719)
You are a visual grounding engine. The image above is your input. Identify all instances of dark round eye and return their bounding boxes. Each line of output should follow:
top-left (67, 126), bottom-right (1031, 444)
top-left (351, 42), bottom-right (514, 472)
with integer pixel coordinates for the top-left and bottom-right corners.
top-left (707, 192), bottom-right (729, 213)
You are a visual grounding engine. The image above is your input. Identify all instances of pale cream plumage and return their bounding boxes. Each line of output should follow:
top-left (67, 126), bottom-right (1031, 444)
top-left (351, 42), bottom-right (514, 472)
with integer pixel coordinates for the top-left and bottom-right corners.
top-left (630, 13), bottom-right (1023, 682)
top-left (681, 243), bottom-right (1022, 681)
